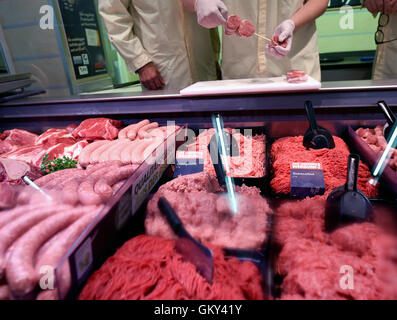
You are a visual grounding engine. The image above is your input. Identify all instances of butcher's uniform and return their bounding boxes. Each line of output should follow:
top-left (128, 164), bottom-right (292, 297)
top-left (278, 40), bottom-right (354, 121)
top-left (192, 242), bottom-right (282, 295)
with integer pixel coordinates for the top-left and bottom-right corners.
top-left (221, 0), bottom-right (321, 81)
top-left (373, 14), bottom-right (397, 80)
top-left (99, 0), bottom-right (218, 90)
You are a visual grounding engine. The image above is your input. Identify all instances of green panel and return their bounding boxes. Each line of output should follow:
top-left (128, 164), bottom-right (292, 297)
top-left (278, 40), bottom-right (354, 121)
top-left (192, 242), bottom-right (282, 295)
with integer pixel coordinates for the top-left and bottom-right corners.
top-left (316, 8), bottom-right (378, 53)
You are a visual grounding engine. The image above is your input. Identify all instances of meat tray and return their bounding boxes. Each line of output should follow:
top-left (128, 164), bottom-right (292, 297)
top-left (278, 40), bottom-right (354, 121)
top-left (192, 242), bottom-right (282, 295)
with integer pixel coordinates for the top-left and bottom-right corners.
top-left (178, 126), bottom-right (268, 194)
top-left (54, 126), bottom-right (187, 300)
top-left (267, 131), bottom-right (381, 200)
top-left (347, 126), bottom-right (397, 199)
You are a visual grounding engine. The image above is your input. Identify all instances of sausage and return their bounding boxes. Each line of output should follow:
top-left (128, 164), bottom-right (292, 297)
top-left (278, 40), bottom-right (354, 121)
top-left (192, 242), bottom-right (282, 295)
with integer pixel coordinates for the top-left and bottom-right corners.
top-left (42, 169), bottom-right (86, 191)
top-left (131, 139), bottom-right (156, 164)
top-left (88, 141), bottom-right (113, 165)
top-left (35, 207), bottom-right (99, 276)
top-left (78, 164), bottom-right (122, 205)
top-left (34, 168), bottom-right (81, 187)
top-left (118, 124), bottom-right (135, 140)
top-left (127, 119), bottom-right (150, 140)
top-left (120, 139), bottom-right (141, 164)
top-left (137, 122), bottom-right (159, 139)
top-left (118, 120), bottom-right (149, 140)
top-left (86, 160), bottom-right (122, 174)
top-left (6, 205), bottom-right (96, 298)
top-left (0, 204), bottom-right (72, 279)
top-left (0, 285), bottom-right (9, 300)
top-left (94, 165), bottom-right (137, 202)
top-left (61, 179), bottom-right (83, 206)
top-left (97, 139), bottom-right (126, 162)
top-left (78, 140), bottom-right (109, 168)
top-left (0, 203), bottom-right (49, 230)
top-left (108, 140), bottom-right (132, 162)
top-left (112, 180), bottom-right (127, 193)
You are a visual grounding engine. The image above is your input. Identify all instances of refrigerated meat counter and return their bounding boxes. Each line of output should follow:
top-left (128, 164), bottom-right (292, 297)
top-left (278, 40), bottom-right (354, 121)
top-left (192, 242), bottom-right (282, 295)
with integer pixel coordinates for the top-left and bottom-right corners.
top-left (1, 80), bottom-right (397, 300)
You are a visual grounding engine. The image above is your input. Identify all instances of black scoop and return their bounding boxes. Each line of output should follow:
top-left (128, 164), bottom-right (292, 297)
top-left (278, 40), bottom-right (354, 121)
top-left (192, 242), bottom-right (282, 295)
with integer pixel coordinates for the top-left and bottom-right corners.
top-left (158, 197), bottom-right (214, 284)
top-left (208, 131), bottom-right (239, 186)
top-left (325, 154), bottom-right (372, 232)
top-left (303, 101), bottom-right (335, 150)
top-left (378, 100), bottom-right (396, 139)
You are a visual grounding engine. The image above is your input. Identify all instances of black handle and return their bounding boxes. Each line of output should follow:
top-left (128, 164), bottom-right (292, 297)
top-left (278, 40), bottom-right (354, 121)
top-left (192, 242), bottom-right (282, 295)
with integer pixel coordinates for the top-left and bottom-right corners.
top-left (346, 154), bottom-right (360, 192)
top-left (208, 137), bottom-right (226, 186)
top-left (378, 101), bottom-right (396, 126)
top-left (158, 197), bottom-right (184, 235)
top-left (304, 101), bottom-right (319, 132)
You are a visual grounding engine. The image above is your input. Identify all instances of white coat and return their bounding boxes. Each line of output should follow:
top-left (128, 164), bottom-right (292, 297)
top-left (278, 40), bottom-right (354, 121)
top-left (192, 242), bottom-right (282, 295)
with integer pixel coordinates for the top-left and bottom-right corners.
top-left (221, 0), bottom-right (321, 81)
top-left (373, 14), bottom-right (397, 80)
top-left (98, 0), bottom-right (218, 90)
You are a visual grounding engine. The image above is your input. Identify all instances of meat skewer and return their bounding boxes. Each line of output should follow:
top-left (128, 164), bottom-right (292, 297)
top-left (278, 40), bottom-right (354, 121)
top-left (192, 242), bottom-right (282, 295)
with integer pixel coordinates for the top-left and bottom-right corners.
top-left (254, 33), bottom-right (272, 42)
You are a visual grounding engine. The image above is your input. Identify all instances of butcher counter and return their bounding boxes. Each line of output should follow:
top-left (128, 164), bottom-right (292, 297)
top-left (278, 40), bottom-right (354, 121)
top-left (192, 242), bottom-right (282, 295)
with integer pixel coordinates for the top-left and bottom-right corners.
top-left (1, 79), bottom-right (397, 301)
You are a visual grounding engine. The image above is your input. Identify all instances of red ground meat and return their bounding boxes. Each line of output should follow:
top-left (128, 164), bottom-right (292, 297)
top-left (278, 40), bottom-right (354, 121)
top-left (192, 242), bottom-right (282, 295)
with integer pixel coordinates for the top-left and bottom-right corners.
top-left (79, 235), bottom-right (264, 300)
top-left (274, 198), bottom-right (397, 300)
top-left (270, 136), bottom-right (379, 198)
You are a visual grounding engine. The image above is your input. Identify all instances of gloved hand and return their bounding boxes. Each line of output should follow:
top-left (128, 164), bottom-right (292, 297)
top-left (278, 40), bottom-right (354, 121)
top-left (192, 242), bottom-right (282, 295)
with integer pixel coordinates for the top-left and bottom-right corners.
top-left (266, 19), bottom-right (295, 59)
top-left (195, 0), bottom-right (229, 28)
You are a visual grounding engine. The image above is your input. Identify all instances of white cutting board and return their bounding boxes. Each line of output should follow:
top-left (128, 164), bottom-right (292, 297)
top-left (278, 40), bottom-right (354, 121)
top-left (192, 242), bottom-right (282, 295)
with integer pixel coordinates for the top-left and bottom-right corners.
top-left (180, 76), bottom-right (321, 97)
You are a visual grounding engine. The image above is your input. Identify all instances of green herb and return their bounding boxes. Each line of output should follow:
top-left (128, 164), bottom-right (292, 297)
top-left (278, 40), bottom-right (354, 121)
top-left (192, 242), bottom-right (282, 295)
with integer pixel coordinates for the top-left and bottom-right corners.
top-left (41, 153), bottom-right (78, 175)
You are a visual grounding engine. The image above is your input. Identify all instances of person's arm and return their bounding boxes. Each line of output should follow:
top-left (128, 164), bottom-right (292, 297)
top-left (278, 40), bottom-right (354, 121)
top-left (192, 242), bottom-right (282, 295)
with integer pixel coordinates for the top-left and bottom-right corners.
top-left (98, 0), bottom-right (164, 90)
top-left (266, 0), bottom-right (328, 59)
top-left (291, 0), bottom-right (329, 30)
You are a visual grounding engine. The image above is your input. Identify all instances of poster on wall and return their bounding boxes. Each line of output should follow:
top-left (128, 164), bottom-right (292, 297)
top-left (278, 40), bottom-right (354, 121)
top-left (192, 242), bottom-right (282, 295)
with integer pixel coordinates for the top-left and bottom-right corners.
top-left (328, 0), bottom-right (361, 8)
top-left (58, 0), bottom-right (107, 80)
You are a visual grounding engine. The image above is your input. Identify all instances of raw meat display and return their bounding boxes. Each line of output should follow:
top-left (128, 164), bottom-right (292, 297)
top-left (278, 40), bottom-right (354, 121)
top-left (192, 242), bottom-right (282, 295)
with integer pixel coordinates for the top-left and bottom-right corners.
top-left (145, 172), bottom-right (271, 250)
top-left (0, 128), bottom-right (89, 169)
top-left (357, 126), bottom-right (397, 171)
top-left (274, 198), bottom-right (397, 300)
top-left (0, 129), bottom-right (38, 155)
top-left (286, 70), bottom-right (308, 83)
top-left (79, 122), bottom-right (180, 168)
top-left (16, 161), bottom-right (138, 206)
top-left (0, 202), bottom-right (100, 299)
top-left (0, 159), bottom-right (42, 185)
top-left (185, 128), bottom-right (266, 178)
top-left (79, 235), bottom-right (264, 300)
top-left (3, 129), bottom-right (38, 147)
top-left (0, 184), bottom-right (18, 209)
top-left (225, 15), bottom-right (255, 38)
top-left (270, 136), bottom-right (379, 197)
top-left (72, 118), bottom-right (123, 141)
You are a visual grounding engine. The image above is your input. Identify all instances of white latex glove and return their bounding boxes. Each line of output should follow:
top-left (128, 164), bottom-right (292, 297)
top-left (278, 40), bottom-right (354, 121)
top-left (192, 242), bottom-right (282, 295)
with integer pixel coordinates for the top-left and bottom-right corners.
top-left (195, 0), bottom-right (229, 28)
top-left (266, 19), bottom-right (295, 59)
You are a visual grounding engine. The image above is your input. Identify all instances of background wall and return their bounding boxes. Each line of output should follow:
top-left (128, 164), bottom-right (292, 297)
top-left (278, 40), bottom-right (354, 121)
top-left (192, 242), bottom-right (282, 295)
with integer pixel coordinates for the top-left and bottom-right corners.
top-left (0, 0), bottom-right (70, 97)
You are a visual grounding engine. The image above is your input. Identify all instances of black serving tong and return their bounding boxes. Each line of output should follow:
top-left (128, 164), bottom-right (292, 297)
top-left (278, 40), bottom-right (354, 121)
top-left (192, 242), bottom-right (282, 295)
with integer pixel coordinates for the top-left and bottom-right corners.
top-left (378, 101), bottom-right (396, 139)
top-left (303, 101), bottom-right (335, 150)
top-left (325, 154), bottom-right (372, 232)
top-left (158, 197), bottom-right (214, 284)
